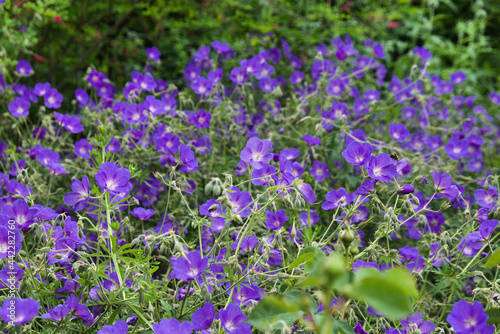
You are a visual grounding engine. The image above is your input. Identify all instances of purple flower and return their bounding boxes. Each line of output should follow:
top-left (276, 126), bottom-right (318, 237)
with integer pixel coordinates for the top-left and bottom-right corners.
top-left (0, 298), bottom-right (39, 325)
top-left (326, 78), bottom-right (346, 96)
top-left (191, 77), bottom-right (213, 95)
top-left (188, 109), bottom-right (212, 128)
top-left (64, 176), bottom-right (90, 212)
top-left (398, 184), bottom-right (414, 195)
top-left (199, 199), bottom-right (222, 218)
top-left (179, 143), bottom-right (199, 173)
top-left (444, 137), bottom-right (469, 160)
top-left (137, 73), bottom-right (157, 91)
top-left (130, 207), bottom-right (155, 220)
top-left (373, 42), bottom-right (385, 59)
top-left (44, 88), bottom-right (63, 109)
top-left (299, 210), bottom-right (320, 227)
top-left (414, 46), bottom-right (432, 60)
top-left (475, 186), bottom-right (498, 210)
top-left (54, 112), bottom-right (84, 133)
top-left (16, 60), bottom-right (33, 76)
top-left (33, 82), bottom-right (51, 97)
top-left (153, 318), bottom-right (194, 334)
top-left (433, 170), bottom-right (458, 200)
top-left (389, 123), bottom-right (410, 143)
top-left (240, 137), bottom-right (274, 169)
top-left (490, 91), bottom-right (500, 105)
top-left (157, 133), bottom-right (180, 154)
top-left (425, 212), bottom-right (445, 234)
top-left (47, 237), bottom-right (75, 265)
top-left (450, 71), bottom-right (467, 84)
top-left (265, 210), bottom-right (289, 230)
top-left (75, 89), bottom-right (89, 106)
top-left (97, 320), bottom-right (128, 334)
top-left (226, 186), bottom-right (252, 218)
top-left (146, 46), bottom-right (161, 62)
top-left (8, 97), bottom-right (30, 118)
top-left (290, 71), bottom-right (304, 84)
top-left (309, 161), bottom-right (331, 182)
top-left (364, 153), bottom-right (397, 183)
top-left (74, 139), bottom-right (93, 159)
top-left (296, 181), bottom-right (317, 205)
top-left (447, 300), bottom-right (495, 334)
top-left (322, 187), bottom-right (355, 210)
top-left (171, 251), bottom-right (208, 281)
top-left (251, 163), bottom-right (276, 186)
top-left (400, 312), bottom-right (435, 334)
top-left (230, 67), bottom-right (248, 85)
top-left (219, 303), bottom-right (251, 334)
top-left (95, 162), bottom-right (133, 195)
top-left (342, 142), bottom-right (372, 165)
top-left (355, 179), bottom-right (377, 195)
top-left (0, 225), bottom-right (22, 258)
top-left (302, 134), bottom-right (321, 146)
top-left (1, 199), bottom-right (39, 231)
top-left (191, 302), bottom-right (215, 330)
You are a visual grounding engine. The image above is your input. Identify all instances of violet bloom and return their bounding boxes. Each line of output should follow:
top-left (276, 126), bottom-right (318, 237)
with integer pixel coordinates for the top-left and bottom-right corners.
top-left (179, 143), bottom-right (199, 173)
top-left (299, 210), bottom-right (320, 227)
top-left (75, 89), bottom-right (89, 106)
top-left (475, 186), bottom-right (498, 210)
top-left (444, 137), bottom-right (469, 160)
top-left (425, 212), bottom-right (445, 234)
top-left (302, 134), bottom-right (321, 146)
top-left (16, 60), bottom-right (33, 76)
top-left (310, 161), bottom-right (331, 182)
top-left (47, 238), bottom-right (75, 265)
top-left (74, 138), bottom-right (93, 159)
top-left (191, 77), bottom-right (213, 95)
top-left (153, 318), bottom-right (194, 334)
top-left (95, 162), bottom-right (133, 195)
top-left (433, 170), bottom-right (458, 200)
top-left (44, 88), bottom-right (63, 109)
top-left (171, 251), bottom-right (208, 281)
top-left (398, 184), bottom-right (414, 195)
top-left (191, 302), bottom-right (215, 330)
top-left (229, 67), bottom-right (248, 85)
top-left (54, 112), bottom-right (84, 133)
top-left (265, 210), bottom-right (289, 230)
top-left (400, 312), bottom-right (435, 333)
top-left (240, 137), bottom-right (274, 169)
top-left (0, 225), bottom-right (22, 258)
top-left (342, 142), bottom-right (372, 165)
top-left (364, 153), bottom-right (397, 183)
top-left (64, 176), bottom-right (90, 212)
top-left (188, 109), bottom-right (212, 128)
top-left (389, 123), bottom-right (410, 143)
top-left (326, 78), bottom-right (345, 96)
top-left (130, 207), bottom-right (155, 220)
top-left (355, 179), bottom-right (377, 195)
top-left (226, 186), bottom-right (252, 218)
top-left (146, 46), bottom-right (161, 62)
top-left (251, 163), bottom-right (276, 186)
top-left (459, 220), bottom-right (498, 257)
top-left (1, 199), bottom-right (39, 231)
top-left (295, 181), bottom-right (317, 205)
top-left (447, 300), bottom-right (495, 334)
top-left (0, 298), bottom-right (39, 325)
top-left (322, 187), bottom-right (355, 210)
top-left (97, 320), bottom-right (128, 334)
top-left (199, 199), bottom-right (222, 218)
top-left (8, 97), bottom-right (30, 118)
top-left (219, 303), bottom-right (252, 334)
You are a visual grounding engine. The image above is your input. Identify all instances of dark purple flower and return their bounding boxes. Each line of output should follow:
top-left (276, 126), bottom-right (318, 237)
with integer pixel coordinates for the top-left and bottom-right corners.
top-left (355, 179), bottom-right (377, 195)
top-left (64, 176), bottom-right (90, 212)
top-left (444, 137), bottom-right (469, 160)
top-left (425, 212), bottom-right (445, 234)
top-left (171, 251), bottom-right (208, 281)
top-left (147, 46), bottom-right (161, 62)
top-left (398, 184), bottom-right (414, 195)
top-left (179, 143), bottom-right (199, 173)
top-left (373, 42), bottom-right (385, 59)
top-left (240, 137), bottom-right (273, 169)
top-left (299, 210), bottom-right (320, 227)
top-left (191, 77), bottom-right (213, 95)
top-left (302, 134), bottom-right (321, 146)
top-left (490, 91), bottom-right (500, 105)
top-left (8, 97), bottom-right (30, 118)
top-left (364, 153), bottom-right (397, 183)
top-left (447, 300), bottom-right (495, 334)
top-left (130, 207), bottom-right (155, 220)
top-left (251, 163), bottom-right (276, 186)
top-left (95, 162), bottom-right (133, 195)
top-left (342, 142), bottom-right (373, 165)
top-left (230, 67), bottom-right (248, 85)
top-left (75, 89), bottom-right (89, 106)
top-left (44, 88), bottom-right (63, 109)
top-left (295, 181), bottom-right (317, 205)
top-left (400, 312), bottom-right (435, 334)
top-left (326, 78), bottom-right (346, 96)
top-left (16, 60), bottom-right (33, 76)
top-left (433, 171), bottom-right (458, 199)
top-left (0, 298), bottom-right (39, 325)
top-left (475, 186), bottom-right (498, 210)
top-left (74, 139), bottom-right (93, 159)
top-left (389, 123), bottom-right (410, 143)
top-left (226, 186), bottom-right (252, 218)
top-left (47, 237), bottom-right (75, 265)
top-left (414, 46), bottom-right (432, 60)
top-left (450, 71), bottom-right (467, 84)
top-left (33, 82), bottom-right (51, 97)
top-left (265, 210), bottom-right (289, 230)
top-left (322, 187), bottom-right (355, 210)
top-left (97, 320), bottom-right (128, 334)
top-left (188, 109), bottom-right (212, 128)
top-left (309, 161), bottom-right (331, 182)
top-left (219, 303), bottom-right (251, 334)
top-left (153, 318), bottom-right (194, 334)
top-left (54, 112), bottom-right (84, 133)
top-left (1, 199), bottom-right (39, 230)
top-left (191, 302), bottom-right (215, 330)
top-left (199, 199), bottom-right (222, 218)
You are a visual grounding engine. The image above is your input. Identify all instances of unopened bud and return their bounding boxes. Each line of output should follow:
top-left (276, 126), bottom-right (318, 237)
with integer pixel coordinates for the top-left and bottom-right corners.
top-left (340, 227), bottom-right (355, 248)
top-left (205, 183), bottom-right (213, 195)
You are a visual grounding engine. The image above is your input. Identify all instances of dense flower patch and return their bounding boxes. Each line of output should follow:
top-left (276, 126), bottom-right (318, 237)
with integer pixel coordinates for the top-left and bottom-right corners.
top-left (0, 32), bottom-right (499, 333)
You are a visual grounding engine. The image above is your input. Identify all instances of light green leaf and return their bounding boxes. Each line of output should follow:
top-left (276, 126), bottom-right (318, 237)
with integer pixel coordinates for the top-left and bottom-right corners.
top-left (245, 294), bottom-right (303, 330)
top-left (485, 249), bottom-right (500, 268)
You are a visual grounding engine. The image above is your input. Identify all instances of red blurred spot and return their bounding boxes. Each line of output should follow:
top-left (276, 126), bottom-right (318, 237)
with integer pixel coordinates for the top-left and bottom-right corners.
top-left (342, 1), bottom-right (352, 12)
top-left (53, 16), bottom-right (62, 23)
top-left (387, 21), bottom-right (401, 29)
top-left (34, 54), bottom-right (46, 62)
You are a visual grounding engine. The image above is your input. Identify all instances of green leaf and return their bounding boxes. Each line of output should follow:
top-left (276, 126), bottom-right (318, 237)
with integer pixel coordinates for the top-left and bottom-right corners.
top-left (486, 308), bottom-right (500, 326)
top-left (348, 268), bottom-right (418, 319)
top-left (336, 320), bottom-right (356, 334)
top-left (245, 294), bottom-right (303, 330)
top-left (485, 249), bottom-right (500, 268)
top-left (312, 312), bottom-right (338, 334)
top-left (289, 252), bottom-right (316, 269)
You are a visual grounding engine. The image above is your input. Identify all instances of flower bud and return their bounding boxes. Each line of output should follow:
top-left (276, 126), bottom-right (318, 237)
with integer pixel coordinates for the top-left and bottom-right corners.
top-left (204, 183), bottom-right (213, 195)
top-left (349, 245), bottom-right (359, 256)
top-left (213, 184), bottom-right (221, 196)
top-left (340, 227), bottom-right (355, 248)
